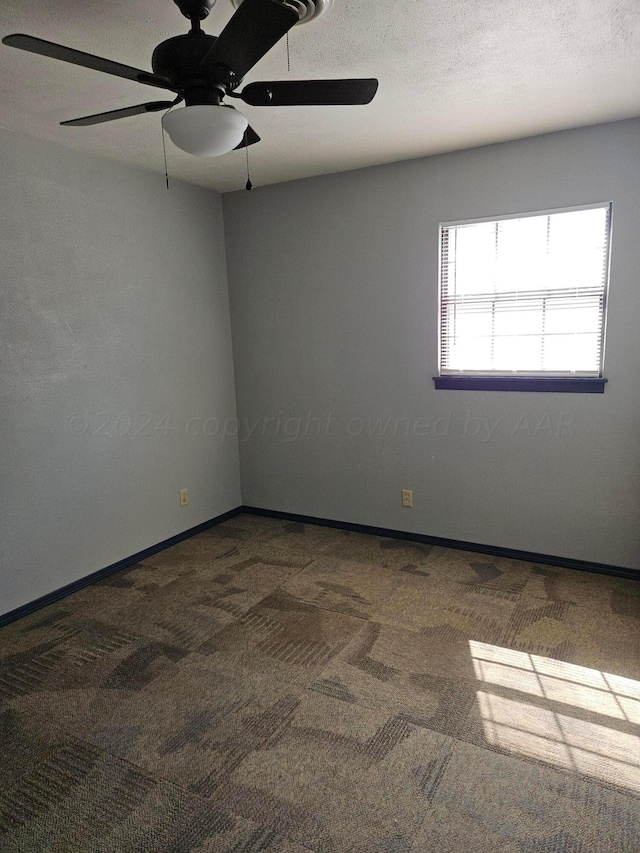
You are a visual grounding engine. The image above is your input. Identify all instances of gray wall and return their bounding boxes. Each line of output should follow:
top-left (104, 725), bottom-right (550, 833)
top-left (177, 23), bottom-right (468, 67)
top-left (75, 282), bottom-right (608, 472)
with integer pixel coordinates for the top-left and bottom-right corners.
top-left (223, 119), bottom-right (640, 570)
top-left (1, 129), bottom-right (241, 616)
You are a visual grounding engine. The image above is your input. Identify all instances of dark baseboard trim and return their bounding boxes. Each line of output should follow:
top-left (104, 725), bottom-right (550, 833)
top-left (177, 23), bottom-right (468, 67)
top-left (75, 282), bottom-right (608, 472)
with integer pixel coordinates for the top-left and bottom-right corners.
top-left (242, 506), bottom-right (639, 580)
top-left (0, 506), bottom-right (243, 628)
top-left (3, 503), bottom-right (637, 628)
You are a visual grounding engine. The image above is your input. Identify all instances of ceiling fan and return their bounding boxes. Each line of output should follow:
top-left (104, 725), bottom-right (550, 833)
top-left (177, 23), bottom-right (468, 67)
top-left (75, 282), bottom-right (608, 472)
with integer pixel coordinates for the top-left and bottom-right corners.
top-left (2, 0), bottom-right (379, 158)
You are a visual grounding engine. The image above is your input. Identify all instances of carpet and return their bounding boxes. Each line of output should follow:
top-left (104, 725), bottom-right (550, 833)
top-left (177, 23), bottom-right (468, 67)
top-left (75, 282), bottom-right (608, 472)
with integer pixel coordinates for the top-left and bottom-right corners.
top-left (1, 514), bottom-right (639, 851)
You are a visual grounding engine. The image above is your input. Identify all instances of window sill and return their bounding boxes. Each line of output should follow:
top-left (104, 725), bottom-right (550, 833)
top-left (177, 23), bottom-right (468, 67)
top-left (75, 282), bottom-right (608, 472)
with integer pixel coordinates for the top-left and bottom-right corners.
top-left (433, 376), bottom-right (608, 393)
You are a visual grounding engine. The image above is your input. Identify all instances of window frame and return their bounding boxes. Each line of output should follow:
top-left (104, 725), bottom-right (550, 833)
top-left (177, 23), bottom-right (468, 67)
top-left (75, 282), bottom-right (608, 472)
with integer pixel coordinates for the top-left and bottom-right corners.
top-left (434, 202), bottom-right (612, 393)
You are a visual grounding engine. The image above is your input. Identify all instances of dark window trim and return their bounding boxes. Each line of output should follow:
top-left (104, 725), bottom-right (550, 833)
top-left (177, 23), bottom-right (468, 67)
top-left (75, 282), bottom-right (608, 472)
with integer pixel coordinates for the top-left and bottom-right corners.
top-left (433, 375), bottom-right (608, 393)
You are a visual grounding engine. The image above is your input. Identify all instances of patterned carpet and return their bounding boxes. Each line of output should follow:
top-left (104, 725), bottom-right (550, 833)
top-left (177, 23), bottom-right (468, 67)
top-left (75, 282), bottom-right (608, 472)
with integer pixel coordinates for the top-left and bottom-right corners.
top-left (1, 513), bottom-right (639, 852)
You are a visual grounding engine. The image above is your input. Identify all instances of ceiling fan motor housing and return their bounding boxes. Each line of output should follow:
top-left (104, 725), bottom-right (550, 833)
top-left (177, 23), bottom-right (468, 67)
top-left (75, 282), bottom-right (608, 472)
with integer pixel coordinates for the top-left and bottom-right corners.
top-left (152, 33), bottom-right (238, 104)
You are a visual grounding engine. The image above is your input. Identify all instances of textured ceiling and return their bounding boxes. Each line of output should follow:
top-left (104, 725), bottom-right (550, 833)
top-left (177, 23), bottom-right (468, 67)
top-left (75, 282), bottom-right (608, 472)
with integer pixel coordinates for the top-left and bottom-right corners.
top-left (1, 0), bottom-right (639, 192)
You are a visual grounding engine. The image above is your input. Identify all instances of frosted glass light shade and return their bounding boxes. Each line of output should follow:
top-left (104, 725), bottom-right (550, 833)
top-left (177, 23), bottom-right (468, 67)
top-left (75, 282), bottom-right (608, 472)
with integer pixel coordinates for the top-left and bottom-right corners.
top-left (163, 105), bottom-right (248, 157)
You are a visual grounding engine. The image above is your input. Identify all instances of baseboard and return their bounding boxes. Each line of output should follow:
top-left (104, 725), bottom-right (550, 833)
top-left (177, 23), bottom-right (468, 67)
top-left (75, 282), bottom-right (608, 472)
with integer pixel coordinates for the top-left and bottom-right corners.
top-left (0, 506), bottom-right (243, 627)
top-left (3, 502), bottom-right (636, 628)
top-left (242, 506), bottom-right (640, 580)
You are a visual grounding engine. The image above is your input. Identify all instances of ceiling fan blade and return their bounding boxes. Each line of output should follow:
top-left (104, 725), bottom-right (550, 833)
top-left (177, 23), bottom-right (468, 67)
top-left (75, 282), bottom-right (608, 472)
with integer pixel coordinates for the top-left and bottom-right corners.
top-left (200, 0), bottom-right (299, 81)
top-left (2, 34), bottom-right (175, 91)
top-left (233, 124), bottom-right (261, 150)
top-left (236, 78), bottom-right (379, 106)
top-left (61, 101), bottom-right (176, 127)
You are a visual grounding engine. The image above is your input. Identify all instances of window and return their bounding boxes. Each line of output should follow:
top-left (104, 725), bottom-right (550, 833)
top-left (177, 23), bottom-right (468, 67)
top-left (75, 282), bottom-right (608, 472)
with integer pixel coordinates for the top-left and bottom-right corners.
top-left (436, 203), bottom-right (611, 392)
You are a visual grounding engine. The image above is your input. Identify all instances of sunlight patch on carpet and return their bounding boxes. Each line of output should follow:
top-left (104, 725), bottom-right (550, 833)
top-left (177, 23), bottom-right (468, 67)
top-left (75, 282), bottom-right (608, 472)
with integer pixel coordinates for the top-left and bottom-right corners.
top-left (470, 640), bottom-right (640, 794)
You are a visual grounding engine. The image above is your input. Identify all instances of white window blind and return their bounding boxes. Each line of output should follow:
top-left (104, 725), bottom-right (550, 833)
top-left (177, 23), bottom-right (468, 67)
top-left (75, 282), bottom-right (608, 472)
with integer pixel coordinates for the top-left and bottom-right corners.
top-left (439, 204), bottom-right (611, 376)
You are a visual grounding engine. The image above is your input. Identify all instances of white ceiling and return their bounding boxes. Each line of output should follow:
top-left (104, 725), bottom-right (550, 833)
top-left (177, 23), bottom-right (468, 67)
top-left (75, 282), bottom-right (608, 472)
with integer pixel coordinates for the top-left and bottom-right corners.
top-left (1, 0), bottom-right (639, 193)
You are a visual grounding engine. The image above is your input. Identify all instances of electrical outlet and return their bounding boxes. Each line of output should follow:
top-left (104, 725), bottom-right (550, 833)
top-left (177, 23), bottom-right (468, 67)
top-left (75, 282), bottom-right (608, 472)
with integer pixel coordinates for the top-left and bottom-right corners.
top-left (179, 488), bottom-right (188, 507)
top-left (401, 489), bottom-right (413, 508)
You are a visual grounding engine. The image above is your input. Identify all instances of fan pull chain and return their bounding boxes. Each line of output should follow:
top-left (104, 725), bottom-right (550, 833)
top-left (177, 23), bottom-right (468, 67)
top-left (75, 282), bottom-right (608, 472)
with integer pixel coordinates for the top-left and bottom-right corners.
top-left (245, 131), bottom-right (252, 191)
top-left (160, 98), bottom-right (181, 190)
top-left (286, 31), bottom-right (291, 73)
top-left (161, 116), bottom-right (170, 190)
